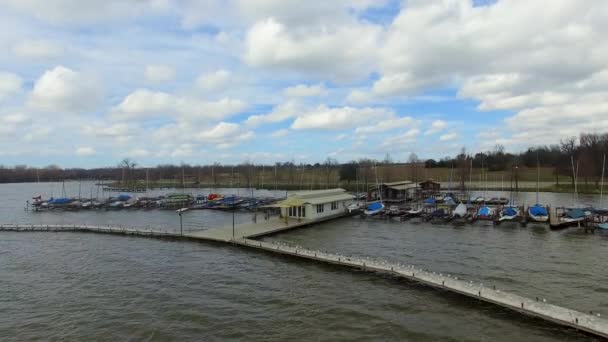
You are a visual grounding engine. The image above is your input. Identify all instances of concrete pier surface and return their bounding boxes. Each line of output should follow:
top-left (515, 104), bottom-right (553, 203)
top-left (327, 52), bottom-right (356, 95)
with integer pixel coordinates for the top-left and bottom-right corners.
top-left (2, 222), bottom-right (608, 339)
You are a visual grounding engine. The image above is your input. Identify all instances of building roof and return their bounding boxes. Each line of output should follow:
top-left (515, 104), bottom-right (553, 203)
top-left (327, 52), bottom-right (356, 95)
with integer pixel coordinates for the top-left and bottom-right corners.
top-left (387, 183), bottom-right (418, 191)
top-left (277, 188), bottom-right (354, 206)
top-left (420, 179), bottom-right (440, 185)
top-left (382, 181), bottom-right (415, 186)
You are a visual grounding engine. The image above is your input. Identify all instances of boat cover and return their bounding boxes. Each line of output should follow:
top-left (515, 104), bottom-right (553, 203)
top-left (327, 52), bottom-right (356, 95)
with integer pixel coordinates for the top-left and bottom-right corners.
top-left (118, 194), bottom-right (131, 201)
top-left (598, 223), bottom-right (608, 230)
top-left (443, 197), bottom-right (456, 206)
top-left (367, 202), bottom-right (384, 211)
top-left (424, 197), bottom-right (436, 205)
top-left (478, 206), bottom-right (492, 216)
top-left (529, 204), bottom-right (548, 216)
top-left (566, 208), bottom-right (586, 219)
top-left (49, 197), bottom-right (72, 204)
top-left (453, 203), bottom-right (467, 217)
top-left (502, 206), bottom-right (517, 217)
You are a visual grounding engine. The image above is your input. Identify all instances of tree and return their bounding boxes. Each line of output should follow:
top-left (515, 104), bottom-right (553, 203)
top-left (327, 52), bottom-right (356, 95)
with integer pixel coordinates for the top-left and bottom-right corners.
top-left (408, 152), bottom-right (420, 183)
top-left (323, 157), bottom-right (338, 188)
top-left (339, 162), bottom-right (358, 183)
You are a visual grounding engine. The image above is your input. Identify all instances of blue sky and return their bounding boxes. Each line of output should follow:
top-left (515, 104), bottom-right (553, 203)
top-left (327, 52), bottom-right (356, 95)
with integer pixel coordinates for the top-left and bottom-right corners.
top-left (0, 0), bottom-right (607, 167)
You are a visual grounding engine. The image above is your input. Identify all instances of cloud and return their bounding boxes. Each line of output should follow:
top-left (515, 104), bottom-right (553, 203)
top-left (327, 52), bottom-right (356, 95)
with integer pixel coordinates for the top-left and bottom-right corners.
top-left (355, 116), bottom-right (418, 134)
top-left (2, 113), bottom-right (29, 124)
top-left (244, 17), bottom-right (381, 81)
top-left (381, 128), bottom-right (420, 147)
top-left (424, 120), bottom-right (448, 135)
top-left (12, 40), bottom-right (63, 58)
top-left (345, 89), bottom-right (373, 104)
top-left (439, 132), bottom-right (458, 142)
top-left (271, 128), bottom-right (290, 137)
top-left (75, 146), bottom-right (96, 156)
top-left (144, 64), bottom-right (175, 82)
top-left (27, 66), bottom-right (102, 113)
top-left (245, 100), bottom-right (300, 127)
top-left (126, 148), bottom-right (150, 158)
top-left (112, 89), bottom-right (247, 121)
top-left (291, 105), bottom-right (394, 130)
top-left (83, 122), bottom-right (131, 138)
top-left (283, 83), bottom-right (327, 97)
top-left (196, 69), bottom-right (232, 91)
top-left (198, 122), bottom-right (254, 148)
top-left (0, 72), bottom-right (23, 101)
top-left (1, 0), bottom-right (164, 25)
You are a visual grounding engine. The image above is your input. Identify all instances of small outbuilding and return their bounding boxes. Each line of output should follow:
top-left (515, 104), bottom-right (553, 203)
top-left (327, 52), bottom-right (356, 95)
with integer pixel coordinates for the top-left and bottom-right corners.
top-left (277, 188), bottom-right (354, 221)
top-left (369, 181), bottom-right (418, 203)
top-left (419, 179), bottom-right (441, 193)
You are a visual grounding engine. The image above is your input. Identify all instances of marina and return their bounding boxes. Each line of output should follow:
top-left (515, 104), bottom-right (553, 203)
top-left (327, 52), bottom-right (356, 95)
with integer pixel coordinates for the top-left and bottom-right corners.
top-left (3, 182), bottom-right (608, 341)
top-left (1, 220), bottom-right (607, 339)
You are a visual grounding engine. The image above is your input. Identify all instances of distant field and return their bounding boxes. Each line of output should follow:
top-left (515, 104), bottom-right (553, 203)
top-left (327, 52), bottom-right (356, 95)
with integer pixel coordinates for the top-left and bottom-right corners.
top-left (106, 165), bottom-right (608, 194)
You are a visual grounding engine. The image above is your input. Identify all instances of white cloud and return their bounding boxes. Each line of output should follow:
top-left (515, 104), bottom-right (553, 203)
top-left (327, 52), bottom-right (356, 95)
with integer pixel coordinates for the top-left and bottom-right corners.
top-left (381, 128), bottom-right (420, 147)
top-left (13, 40), bottom-right (63, 58)
top-left (196, 69), bottom-right (232, 91)
top-left (291, 105), bottom-right (394, 130)
top-left (126, 148), bottom-right (150, 158)
top-left (144, 64), bottom-right (175, 83)
top-left (345, 89), bottom-right (373, 104)
top-left (244, 17), bottom-right (381, 81)
top-left (245, 100), bottom-right (300, 127)
top-left (28, 66), bottom-right (102, 113)
top-left (355, 116), bottom-right (418, 134)
top-left (271, 128), bottom-right (290, 137)
top-left (1, 0), bottom-right (164, 25)
top-left (112, 89), bottom-right (247, 121)
top-left (2, 113), bottom-right (29, 124)
top-left (283, 83), bottom-right (327, 97)
top-left (424, 120), bottom-right (448, 135)
top-left (0, 72), bottom-right (23, 101)
top-left (198, 122), bottom-right (254, 148)
top-left (75, 146), bottom-right (96, 156)
top-left (439, 132), bottom-right (458, 142)
top-left (83, 123), bottom-right (131, 138)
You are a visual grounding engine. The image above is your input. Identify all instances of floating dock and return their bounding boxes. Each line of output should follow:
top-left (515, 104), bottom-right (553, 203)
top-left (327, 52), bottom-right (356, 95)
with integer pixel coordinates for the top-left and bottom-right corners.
top-left (1, 221), bottom-right (607, 339)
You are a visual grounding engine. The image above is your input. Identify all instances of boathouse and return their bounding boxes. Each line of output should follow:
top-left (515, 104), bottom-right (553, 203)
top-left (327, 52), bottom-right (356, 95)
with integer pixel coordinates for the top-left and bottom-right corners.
top-left (277, 188), bottom-right (354, 220)
top-left (419, 179), bottom-right (441, 193)
top-left (369, 181), bottom-right (418, 203)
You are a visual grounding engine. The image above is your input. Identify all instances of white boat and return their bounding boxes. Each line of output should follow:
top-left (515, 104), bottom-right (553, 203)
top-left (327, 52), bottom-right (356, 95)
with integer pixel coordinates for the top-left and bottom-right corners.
top-left (405, 207), bottom-right (423, 217)
top-left (452, 203), bottom-right (468, 218)
top-left (347, 202), bottom-right (364, 213)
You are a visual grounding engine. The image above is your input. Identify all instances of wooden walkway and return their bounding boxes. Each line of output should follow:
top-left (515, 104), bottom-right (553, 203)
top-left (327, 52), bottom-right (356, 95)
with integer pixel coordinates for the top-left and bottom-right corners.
top-left (1, 222), bottom-right (608, 339)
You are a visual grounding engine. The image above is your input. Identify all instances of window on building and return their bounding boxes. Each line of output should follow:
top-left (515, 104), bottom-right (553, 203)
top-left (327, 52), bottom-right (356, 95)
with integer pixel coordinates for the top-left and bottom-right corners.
top-left (316, 204), bottom-right (324, 213)
top-left (331, 201), bottom-right (338, 210)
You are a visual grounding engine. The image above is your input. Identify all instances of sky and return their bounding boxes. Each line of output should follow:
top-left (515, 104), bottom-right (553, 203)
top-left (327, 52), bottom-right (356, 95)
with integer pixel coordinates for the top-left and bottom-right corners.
top-left (0, 0), bottom-right (607, 167)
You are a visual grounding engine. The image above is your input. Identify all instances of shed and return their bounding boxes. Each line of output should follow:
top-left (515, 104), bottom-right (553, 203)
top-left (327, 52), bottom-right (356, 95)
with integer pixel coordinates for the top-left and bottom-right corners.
top-left (419, 179), bottom-right (441, 193)
top-left (369, 181), bottom-right (417, 202)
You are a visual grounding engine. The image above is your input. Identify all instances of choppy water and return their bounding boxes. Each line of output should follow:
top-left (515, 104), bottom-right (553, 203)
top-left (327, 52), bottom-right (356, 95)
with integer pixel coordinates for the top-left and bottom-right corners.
top-left (1, 182), bottom-right (607, 341)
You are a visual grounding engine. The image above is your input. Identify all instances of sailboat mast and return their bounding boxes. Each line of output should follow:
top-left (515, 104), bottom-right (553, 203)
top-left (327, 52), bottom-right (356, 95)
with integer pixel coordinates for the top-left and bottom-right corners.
top-left (600, 154), bottom-right (605, 208)
top-left (536, 151), bottom-right (540, 205)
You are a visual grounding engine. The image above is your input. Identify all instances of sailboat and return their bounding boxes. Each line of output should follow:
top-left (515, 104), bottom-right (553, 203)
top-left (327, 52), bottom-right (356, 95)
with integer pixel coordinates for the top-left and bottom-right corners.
top-left (348, 164), bottom-right (365, 213)
top-left (597, 155), bottom-right (608, 230)
top-left (364, 163), bottom-right (385, 216)
top-left (528, 152), bottom-right (549, 222)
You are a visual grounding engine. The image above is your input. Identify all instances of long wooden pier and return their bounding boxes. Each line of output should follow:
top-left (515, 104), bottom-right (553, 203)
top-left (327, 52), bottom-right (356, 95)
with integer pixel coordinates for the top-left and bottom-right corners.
top-left (1, 222), bottom-right (607, 339)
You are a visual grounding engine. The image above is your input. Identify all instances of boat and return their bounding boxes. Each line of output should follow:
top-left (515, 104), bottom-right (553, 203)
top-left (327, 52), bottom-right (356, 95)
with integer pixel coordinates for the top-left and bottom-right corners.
top-left (499, 206), bottom-right (519, 222)
top-left (528, 204), bottom-right (549, 222)
top-left (598, 223), bottom-right (608, 230)
top-left (452, 203), bottom-right (468, 218)
top-left (364, 201), bottom-right (385, 216)
top-left (405, 206), bottom-right (423, 217)
top-left (476, 205), bottom-right (494, 219)
top-left (562, 208), bottom-right (588, 223)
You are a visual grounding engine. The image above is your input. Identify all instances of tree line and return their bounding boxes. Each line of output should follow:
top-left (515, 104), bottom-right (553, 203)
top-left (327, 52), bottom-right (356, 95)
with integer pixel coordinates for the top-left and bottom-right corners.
top-left (1, 132), bottom-right (607, 189)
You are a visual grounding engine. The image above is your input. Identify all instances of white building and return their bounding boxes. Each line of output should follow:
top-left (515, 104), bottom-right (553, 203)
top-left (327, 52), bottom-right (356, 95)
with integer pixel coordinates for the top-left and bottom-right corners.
top-left (277, 188), bottom-right (354, 221)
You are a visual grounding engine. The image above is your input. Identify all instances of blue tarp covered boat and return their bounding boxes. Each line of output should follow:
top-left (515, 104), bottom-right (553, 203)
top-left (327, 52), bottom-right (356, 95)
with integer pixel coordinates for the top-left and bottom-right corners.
top-left (48, 197), bottom-right (72, 205)
top-left (528, 204), bottom-right (549, 222)
top-left (424, 197), bottom-right (436, 205)
top-left (364, 202), bottom-right (385, 216)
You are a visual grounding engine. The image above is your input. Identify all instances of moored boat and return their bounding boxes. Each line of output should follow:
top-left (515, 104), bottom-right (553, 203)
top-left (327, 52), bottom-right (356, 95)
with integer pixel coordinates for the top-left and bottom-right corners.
top-left (364, 201), bottom-right (385, 216)
top-left (528, 204), bottom-right (549, 222)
